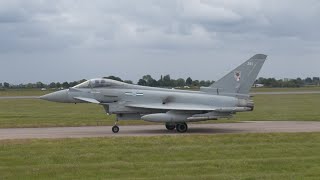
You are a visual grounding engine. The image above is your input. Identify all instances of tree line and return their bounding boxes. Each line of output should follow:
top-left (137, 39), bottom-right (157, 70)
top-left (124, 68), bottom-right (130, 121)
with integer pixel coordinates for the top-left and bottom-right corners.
top-left (136, 75), bottom-right (213, 88)
top-left (1, 75), bottom-right (320, 89)
top-left (255, 77), bottom-right (320, 88)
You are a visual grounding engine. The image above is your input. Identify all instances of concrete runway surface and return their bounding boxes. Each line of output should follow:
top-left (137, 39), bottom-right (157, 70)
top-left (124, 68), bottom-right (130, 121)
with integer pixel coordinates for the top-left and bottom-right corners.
top-left (0, 121), bottom-right (319, 140)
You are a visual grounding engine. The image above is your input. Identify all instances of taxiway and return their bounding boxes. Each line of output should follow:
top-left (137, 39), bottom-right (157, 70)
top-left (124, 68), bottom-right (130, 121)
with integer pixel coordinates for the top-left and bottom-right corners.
top-left (0, 121), bottom-right (319, 140)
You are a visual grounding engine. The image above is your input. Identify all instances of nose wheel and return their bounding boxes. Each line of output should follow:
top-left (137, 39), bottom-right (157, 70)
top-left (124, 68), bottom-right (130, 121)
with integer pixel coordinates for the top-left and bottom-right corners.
top-left (112, 120), bottom-right (119, 133)
top-left (112, 125), bottom-right (119, 133)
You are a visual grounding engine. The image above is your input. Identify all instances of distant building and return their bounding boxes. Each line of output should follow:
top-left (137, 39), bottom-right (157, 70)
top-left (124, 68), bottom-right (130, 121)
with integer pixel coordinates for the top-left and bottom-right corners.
top-left (253, 84), bottom-right (264, 88)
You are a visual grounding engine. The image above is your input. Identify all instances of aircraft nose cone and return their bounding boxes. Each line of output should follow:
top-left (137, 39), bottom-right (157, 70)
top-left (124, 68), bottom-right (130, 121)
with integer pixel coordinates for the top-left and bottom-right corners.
top-left (40, 89), bottom-right (69, 102)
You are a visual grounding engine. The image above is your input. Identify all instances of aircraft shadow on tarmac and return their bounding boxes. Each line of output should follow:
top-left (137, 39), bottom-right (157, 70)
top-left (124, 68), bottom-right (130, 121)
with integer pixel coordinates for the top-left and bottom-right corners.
top-left (128, 128), bottom-right (245, 135)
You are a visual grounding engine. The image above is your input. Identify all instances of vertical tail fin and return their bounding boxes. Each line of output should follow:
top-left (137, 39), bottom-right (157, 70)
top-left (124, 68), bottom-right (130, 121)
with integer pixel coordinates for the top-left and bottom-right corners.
top-left (210, 54), bottom-right (267, 95)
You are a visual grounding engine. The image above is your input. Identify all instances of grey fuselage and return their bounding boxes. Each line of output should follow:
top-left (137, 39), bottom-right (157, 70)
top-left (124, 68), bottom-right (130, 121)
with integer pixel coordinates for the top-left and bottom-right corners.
top-left (41, 79), bottom-right (251, 122)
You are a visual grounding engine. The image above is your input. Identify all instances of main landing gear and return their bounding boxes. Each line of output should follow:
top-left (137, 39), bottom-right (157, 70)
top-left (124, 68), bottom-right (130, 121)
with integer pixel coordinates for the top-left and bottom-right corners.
top-left (165, 122), bottom-right (188, 133)
top-left (176, 123), bottom-right (188, 133)
top-left (165, 123), bottom-right (176, 130)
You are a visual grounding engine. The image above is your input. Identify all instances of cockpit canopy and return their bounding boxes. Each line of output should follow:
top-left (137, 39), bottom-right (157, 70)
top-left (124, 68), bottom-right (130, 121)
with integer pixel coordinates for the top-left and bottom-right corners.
top-left (73, 78), bottom-right (123, 88)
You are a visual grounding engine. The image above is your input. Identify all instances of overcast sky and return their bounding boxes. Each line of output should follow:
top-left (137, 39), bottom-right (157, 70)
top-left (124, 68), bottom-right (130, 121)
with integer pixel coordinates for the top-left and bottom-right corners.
top-left (1, 0), bottom-right (320, 84)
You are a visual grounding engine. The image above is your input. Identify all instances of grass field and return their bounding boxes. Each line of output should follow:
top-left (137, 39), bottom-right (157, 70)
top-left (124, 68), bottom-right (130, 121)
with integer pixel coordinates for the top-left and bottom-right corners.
top-left (0, 93), bottom-right (320, 128)
top-left (251, 86), bottom-right (320, 92)
top-left (0, 89), bottom-right (55, 96)
top-left (0, 133), bottom-right (319, 179)
top-left (236, 94), bottom-right (320, 121)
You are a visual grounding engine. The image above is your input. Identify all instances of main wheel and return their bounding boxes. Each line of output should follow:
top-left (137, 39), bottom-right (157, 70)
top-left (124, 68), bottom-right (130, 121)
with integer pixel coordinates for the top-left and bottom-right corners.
top-left (176, 123), bottom-right (188, 133)
top-left (165, 123), bottom-right (176, 130)
top-left (112, 125), bottom-right (119, 133)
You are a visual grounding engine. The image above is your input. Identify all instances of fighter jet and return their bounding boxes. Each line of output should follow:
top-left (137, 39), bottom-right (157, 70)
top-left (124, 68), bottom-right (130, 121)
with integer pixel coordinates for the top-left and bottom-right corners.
top-left (40, 54), bottom-right (267, 133)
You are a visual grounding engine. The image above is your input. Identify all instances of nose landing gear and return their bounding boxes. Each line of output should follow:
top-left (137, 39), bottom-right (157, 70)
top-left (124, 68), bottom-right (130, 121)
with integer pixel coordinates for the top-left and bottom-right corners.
top-left (112, 120), bottom-right (119, 133)
top-left (112, 125), bottom-right (119, 133)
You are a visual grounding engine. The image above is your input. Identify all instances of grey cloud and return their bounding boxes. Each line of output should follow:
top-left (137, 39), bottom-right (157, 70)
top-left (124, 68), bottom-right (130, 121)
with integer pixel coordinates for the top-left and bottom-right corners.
top-left (0, 0), bottom-right (320, 84)
top-left (2, 0), bottom-right (319, 52)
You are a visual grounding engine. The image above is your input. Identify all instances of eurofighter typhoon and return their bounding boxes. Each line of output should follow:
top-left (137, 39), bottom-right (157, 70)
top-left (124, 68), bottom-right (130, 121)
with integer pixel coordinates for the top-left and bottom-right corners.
top-left (40, 54), bottom-right (267, 133)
